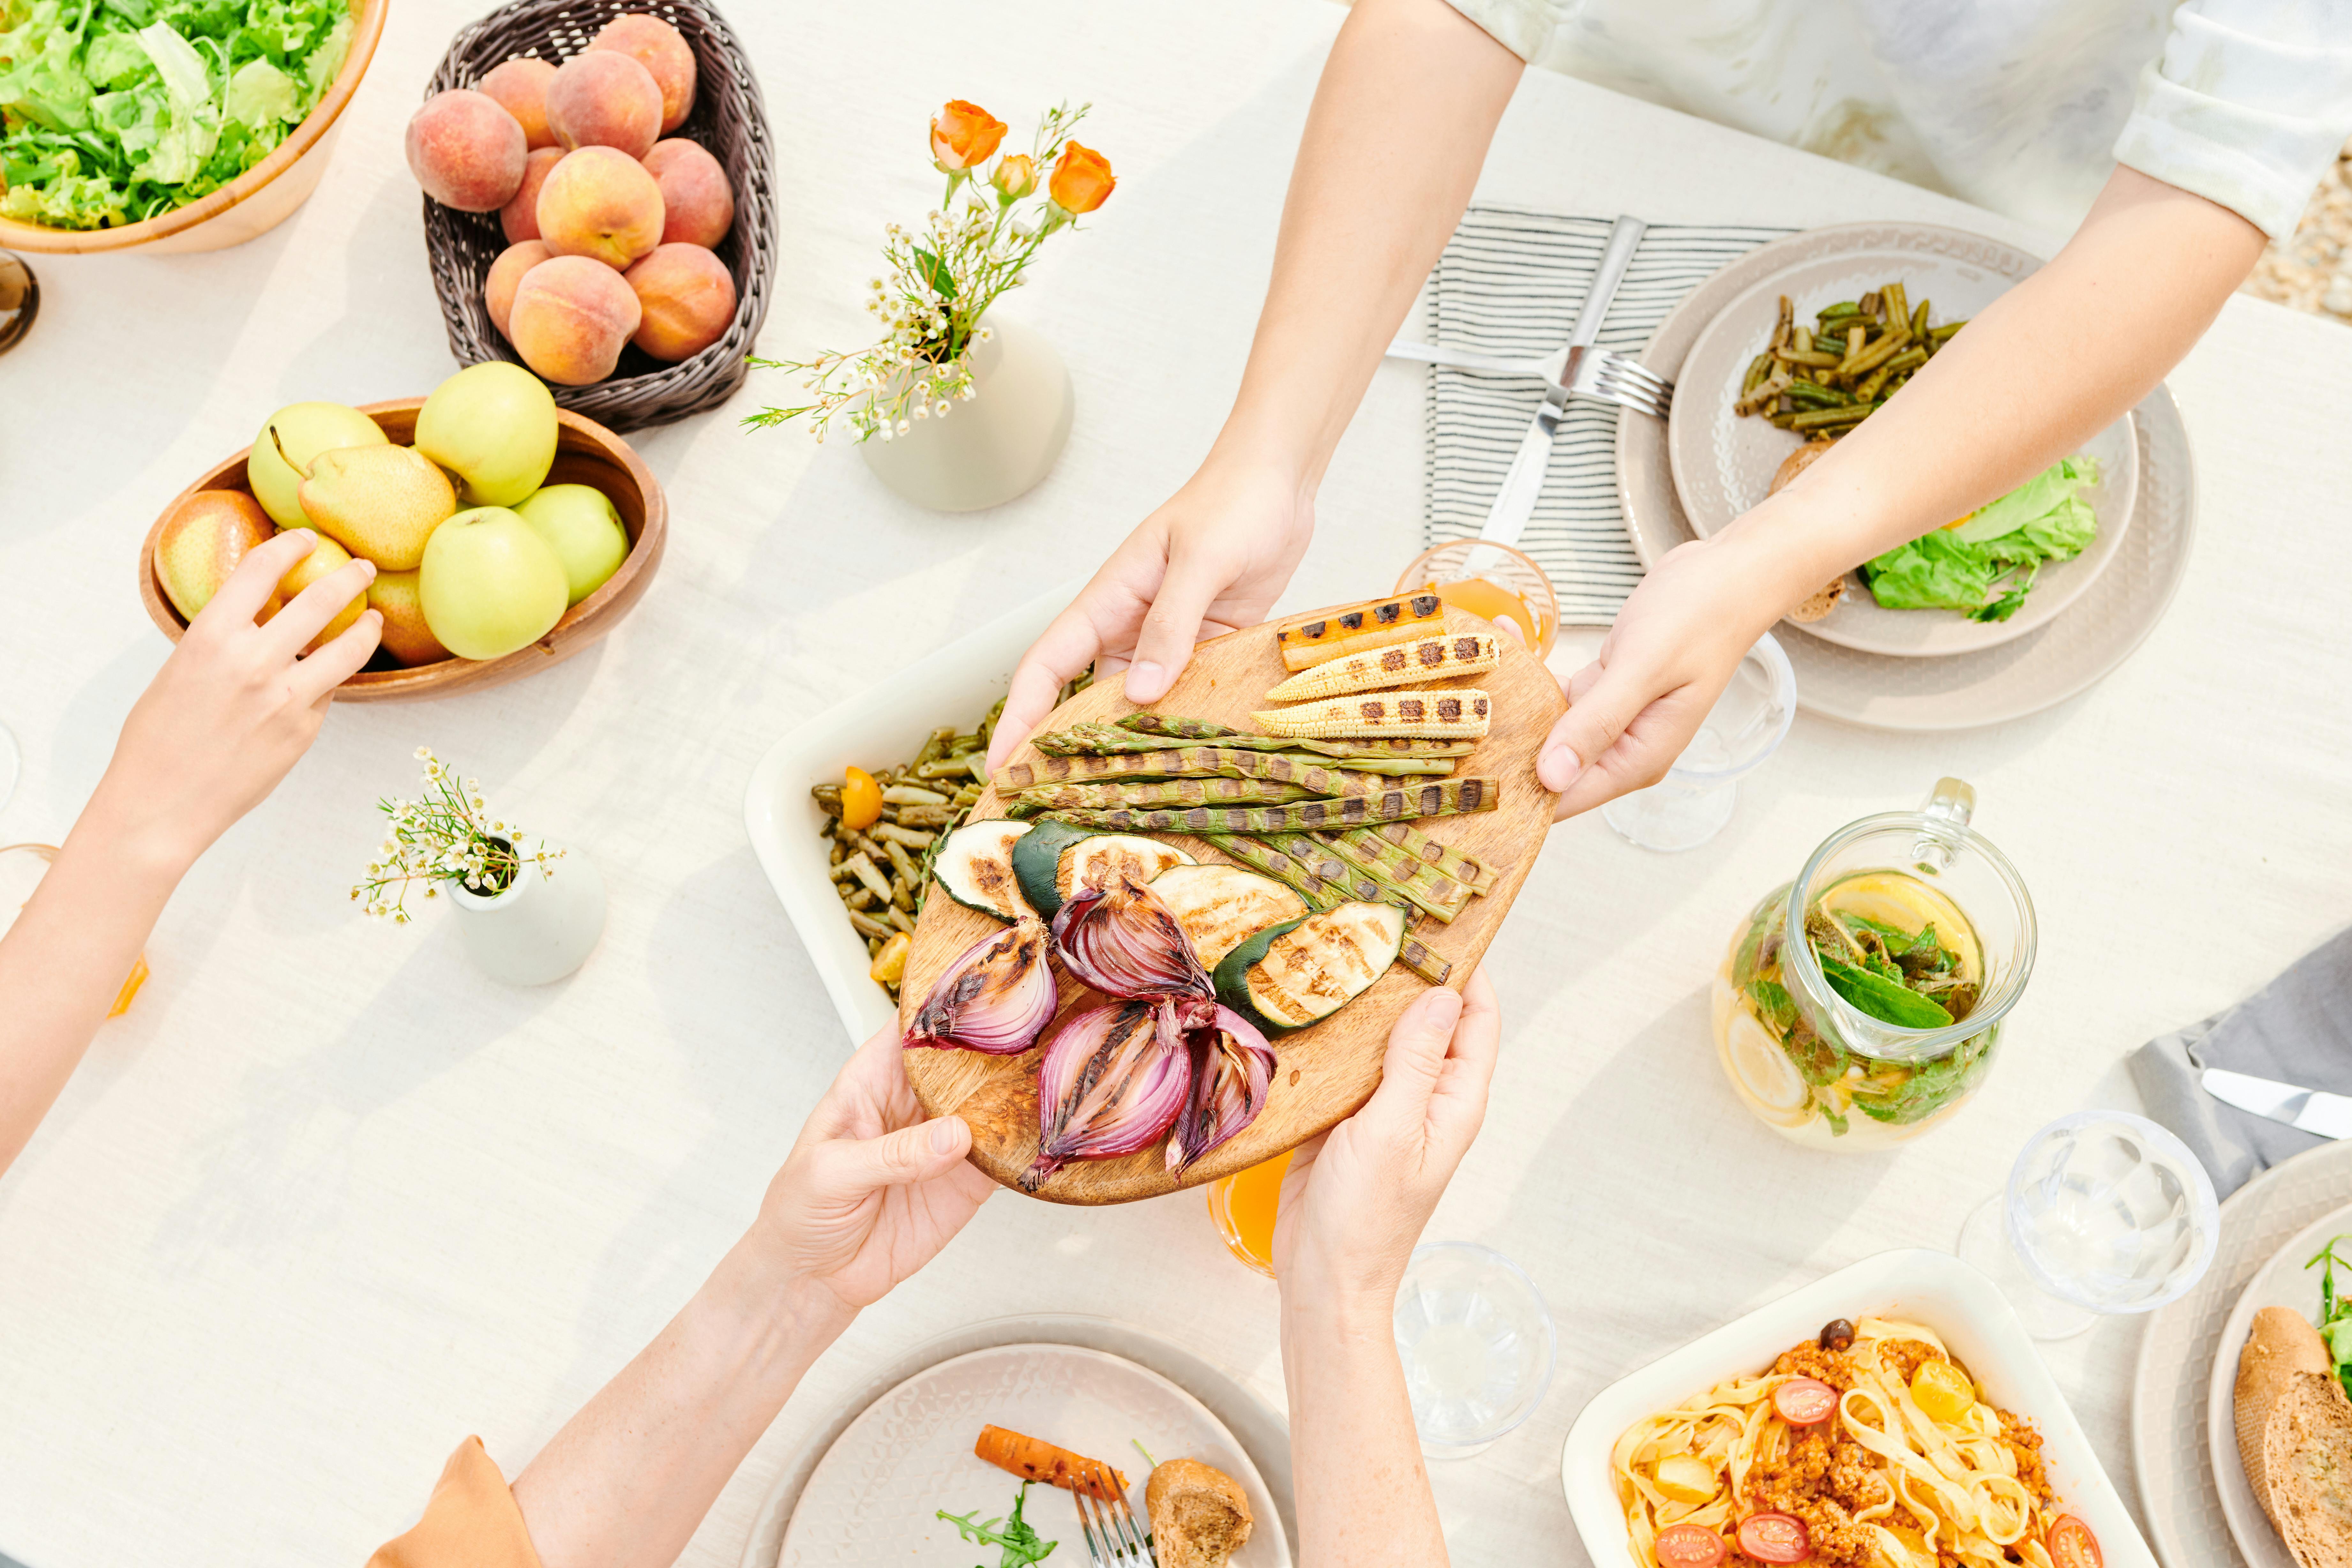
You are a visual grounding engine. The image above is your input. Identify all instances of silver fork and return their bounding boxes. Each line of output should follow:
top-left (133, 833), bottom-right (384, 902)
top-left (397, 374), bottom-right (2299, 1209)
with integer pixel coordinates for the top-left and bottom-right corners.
top-left (1072, 1487), bottom-right (1156, 1567)
top-left (1385, 337), bottom-right (1674, 420)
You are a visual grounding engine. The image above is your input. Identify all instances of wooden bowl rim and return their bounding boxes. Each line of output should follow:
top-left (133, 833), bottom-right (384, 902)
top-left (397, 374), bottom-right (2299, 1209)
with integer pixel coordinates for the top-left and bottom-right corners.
top-left (0, 0), bottom-right (388, 254)
top-left (138, 396), bottom-right (668, 696)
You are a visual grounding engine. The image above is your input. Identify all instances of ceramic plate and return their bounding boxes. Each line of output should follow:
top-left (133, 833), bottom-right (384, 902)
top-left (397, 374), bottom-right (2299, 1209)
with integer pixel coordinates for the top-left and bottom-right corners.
top-left (1669, 243), bottom-right (2137, 656)
top-left (1617, 222), bottom-right (2196, 732)
top-left (2202, 1202), bottom-right (2352, 1568)
top-left (2134, 1140), bottom-right (2352, 1568)
top-left (771, 1341), bottom-right (1290, 1567)
top-left (1562, 1249), bottom-right (2157, 1568)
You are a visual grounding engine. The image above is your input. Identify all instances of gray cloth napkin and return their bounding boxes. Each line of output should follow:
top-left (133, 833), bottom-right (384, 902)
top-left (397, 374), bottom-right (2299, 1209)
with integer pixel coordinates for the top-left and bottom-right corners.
top-left (2128, 926), bottom-right (2352, 1197)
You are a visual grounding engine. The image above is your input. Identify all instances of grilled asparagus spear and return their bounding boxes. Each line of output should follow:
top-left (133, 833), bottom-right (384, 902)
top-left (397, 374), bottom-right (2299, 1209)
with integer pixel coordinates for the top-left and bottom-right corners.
top-left (1368, 819), bottom-right (1493, 894)
top-left (1314, 829), bottom-right (1470, 922)
top-left (1007, 777), bottom-right (1317, 815)
top-left (1116, 713), bottom-right (1475, 759)
top-left (1041, 777), bottom-right (1496, 834)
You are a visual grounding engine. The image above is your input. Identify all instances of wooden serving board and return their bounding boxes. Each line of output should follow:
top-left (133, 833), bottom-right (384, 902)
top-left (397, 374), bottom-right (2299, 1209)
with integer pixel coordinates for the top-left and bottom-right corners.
top-left (899, 606), bottom-right (1565, 1205)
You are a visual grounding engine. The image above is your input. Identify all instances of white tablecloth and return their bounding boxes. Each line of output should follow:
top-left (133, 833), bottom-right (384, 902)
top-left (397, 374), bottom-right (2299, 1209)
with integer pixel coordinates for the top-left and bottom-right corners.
top-left (3, 3), bottom-right (2349, 1564)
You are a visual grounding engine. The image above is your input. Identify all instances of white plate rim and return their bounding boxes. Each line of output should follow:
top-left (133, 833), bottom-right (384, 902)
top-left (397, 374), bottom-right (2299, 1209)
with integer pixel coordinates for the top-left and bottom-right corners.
top-left (738, 1313), bottom-right (1298, 1568)
top-left (1666, 249), bottom-right (2139, 657)
top-left (2201, 1199), bottom-right (2352, 1568)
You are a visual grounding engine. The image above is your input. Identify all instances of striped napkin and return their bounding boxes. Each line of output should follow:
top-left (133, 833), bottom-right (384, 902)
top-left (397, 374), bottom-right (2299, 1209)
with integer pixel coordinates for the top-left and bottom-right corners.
top-left (1422, 207), bottom-right (1795, 625)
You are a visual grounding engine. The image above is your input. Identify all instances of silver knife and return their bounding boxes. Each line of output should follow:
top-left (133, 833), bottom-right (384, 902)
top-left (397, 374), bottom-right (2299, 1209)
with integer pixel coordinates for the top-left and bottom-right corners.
top-left (2202, 1067), bottom-right (2352, 1139)
top-left (1476, 214), bottom-right (1646, 547)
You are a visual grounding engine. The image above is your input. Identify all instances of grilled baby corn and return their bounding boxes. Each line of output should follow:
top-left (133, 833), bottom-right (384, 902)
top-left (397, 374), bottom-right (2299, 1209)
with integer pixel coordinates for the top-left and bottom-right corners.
top-left (1263, 633), bottom-right (1498, 702)
top-left (1253, 689), bottom-right (1492, 740)
top-left (1274, 592), bottom-right (1446, 671)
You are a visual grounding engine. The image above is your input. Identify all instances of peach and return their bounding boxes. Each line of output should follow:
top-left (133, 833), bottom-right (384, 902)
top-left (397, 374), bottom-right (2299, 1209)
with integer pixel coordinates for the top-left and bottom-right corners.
top-left (405, 89), bottom-right (527, 212)
top-left (587, 13), bottom-right (696, 133)
top-left (622, 243), bottom-right (735, 362)
top-left (641, 138), bottom-right (732, 248)
top-left (486, 239), bottom-right (553, 338)
top-left (500, 146), bottom-right (563, 243)
top-left (509, 255), bottom-right (644, 385)
top-left (536, 145), bottom-right (664, 268)
top-left (545, 49), bottom-right (662, 159)
top-left (476, 57), bottom-right (559, 149)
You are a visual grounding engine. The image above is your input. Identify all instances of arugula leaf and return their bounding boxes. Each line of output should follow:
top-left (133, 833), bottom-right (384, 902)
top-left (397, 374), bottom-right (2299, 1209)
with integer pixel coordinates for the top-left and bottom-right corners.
top-left (939, 1482), bottom-right (1058, 1568)
top-left (1817, 954), bottom-right (1954, 1029)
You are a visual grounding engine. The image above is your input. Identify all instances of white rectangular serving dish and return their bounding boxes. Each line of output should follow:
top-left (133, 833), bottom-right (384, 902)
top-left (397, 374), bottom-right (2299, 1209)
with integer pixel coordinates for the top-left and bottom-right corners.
top-left (744, 584), bottom-right (1075, 1045)
top-left (1561, 1249), bottom-right (2157, 1568)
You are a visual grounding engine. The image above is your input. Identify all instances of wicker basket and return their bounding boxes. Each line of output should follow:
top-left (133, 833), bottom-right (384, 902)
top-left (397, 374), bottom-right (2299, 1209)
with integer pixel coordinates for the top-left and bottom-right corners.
top-left (423, 0), bottom-right (775, 433)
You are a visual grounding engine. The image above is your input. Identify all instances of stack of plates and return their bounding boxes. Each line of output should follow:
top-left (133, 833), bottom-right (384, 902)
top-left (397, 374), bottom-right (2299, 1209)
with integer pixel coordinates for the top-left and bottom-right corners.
top-left (1618, 223), bottom-right (2196, 730)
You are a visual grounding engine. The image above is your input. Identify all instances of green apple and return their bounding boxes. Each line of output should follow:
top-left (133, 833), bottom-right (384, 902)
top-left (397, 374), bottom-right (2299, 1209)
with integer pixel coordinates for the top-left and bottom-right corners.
top-left (418, 506), bottom-right (570, 660)
top-left (248, 401), bottom-right (388, 528)
top-left (514, 484), bottom-right (629, 605)
top-left (413, 362), bottom-right (558, 507)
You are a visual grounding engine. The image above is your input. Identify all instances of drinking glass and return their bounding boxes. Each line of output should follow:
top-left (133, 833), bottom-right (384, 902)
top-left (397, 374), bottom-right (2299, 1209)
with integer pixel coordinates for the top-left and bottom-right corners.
top-left (1393, 1242), bottom-right (1556, 1458)
top-left (1956, 1111), bottom-right (2219, 1340)
top-left (1602, 633), bottom-right (1796, 851)
top-left (1393, 539), bottom-right (1559, 657)
top-left (0, 251), bottom-right (37, 355)
top-left (1204, 1150), bottom-right (1290, 1278)
top-left (0, 845), bottom-right (149, 1017)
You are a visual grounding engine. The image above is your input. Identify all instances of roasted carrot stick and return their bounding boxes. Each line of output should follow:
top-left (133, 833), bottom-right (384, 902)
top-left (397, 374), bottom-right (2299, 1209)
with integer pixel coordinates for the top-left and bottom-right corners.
top-left (973, 1424), bottom-right (1129, 1499)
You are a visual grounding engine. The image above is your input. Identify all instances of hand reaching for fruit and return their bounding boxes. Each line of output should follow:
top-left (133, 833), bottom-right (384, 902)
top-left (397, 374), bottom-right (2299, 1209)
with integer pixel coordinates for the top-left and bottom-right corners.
top-left (0, 531), bottom-right (379, 1180)
top-left (109, 529), bottom-right (381, 873)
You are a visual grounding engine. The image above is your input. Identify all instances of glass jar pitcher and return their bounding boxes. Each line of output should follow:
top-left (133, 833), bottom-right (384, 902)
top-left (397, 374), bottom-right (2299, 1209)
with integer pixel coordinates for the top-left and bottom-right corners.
top-left (1711, 779), bottom-right (2036, 1151)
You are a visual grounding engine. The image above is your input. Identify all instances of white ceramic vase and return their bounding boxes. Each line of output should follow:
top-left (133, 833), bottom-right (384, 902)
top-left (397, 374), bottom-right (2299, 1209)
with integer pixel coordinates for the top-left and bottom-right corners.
top-left (859, 315), bottom-right (1073, 511)
top-left (448, 840), bottom-right (607, 986)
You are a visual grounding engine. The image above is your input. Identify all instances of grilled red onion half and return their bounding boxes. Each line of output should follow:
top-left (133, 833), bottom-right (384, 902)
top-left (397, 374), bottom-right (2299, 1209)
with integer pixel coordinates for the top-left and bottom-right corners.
top-left (1021, 1000), bottom-right (1190, 1192)
top-left (1050, 878), bottom-right (1214, 1018)
top-left (1166, 1006), bottom-right (1278, 1175)
top-left (903, 918), bottom-right (1057, 1055)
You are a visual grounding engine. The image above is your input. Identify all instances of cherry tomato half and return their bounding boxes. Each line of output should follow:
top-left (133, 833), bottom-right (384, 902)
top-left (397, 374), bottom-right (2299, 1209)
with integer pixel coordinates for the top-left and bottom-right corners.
top-left (2047, 1516), bottom-right (2102, 1568)
top-left (1772, 1376), bottom-right (1839, 1426)
top-left (840, 765), bottom-right (884, 831)
top-left (1655, 1525), bottom-right (1727, 1568)
top-left (1737, 1512), bottom-right (1812, 1564)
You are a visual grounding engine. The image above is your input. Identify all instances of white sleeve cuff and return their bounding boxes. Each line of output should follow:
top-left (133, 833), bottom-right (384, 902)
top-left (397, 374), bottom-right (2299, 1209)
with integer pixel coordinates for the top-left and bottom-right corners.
top-left (1439, 0), bottom-right (1569, 63)
top-left (2110, 4), bottom-right (2352, 239)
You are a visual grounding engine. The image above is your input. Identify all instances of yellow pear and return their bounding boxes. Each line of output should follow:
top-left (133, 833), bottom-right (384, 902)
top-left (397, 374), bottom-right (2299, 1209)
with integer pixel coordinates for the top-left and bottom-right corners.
top-left (154, 489), bottom-right (275, 621)
top-left (288, 439), bottom-right (458, 572)
top-left (366, 569), bottom-right (453, 667)
top-left (260, 530), bottom-right (369, 654)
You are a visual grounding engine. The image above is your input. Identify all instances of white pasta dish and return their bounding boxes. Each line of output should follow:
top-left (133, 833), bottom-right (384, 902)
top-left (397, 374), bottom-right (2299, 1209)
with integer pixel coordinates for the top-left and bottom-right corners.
top-left (1610, 1314), bottom-right (2105, 1568)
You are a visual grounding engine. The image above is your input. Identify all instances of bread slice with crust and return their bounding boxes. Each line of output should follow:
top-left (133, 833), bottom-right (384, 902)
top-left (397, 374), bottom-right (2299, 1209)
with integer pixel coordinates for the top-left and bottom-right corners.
top-left (2237, 1306), bottom-right (2352, 1566)
top-left (1145, 1458), bottom-right (1253, 1568)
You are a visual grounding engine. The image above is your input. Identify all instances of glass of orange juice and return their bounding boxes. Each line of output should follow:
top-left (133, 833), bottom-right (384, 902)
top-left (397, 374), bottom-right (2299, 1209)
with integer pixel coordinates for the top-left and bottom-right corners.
top-left (0, 844), bottom-right (148, 1017)
top-left (1205, 1150), bottom-right (1292, 1278)
top-left (1393, 539), bottom-right (1558, 657)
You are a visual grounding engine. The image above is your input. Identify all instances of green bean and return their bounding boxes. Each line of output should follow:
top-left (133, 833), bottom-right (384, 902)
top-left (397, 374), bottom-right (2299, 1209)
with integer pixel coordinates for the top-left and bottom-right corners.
top-left (1843, 331), bottom-right (1912, 379)
top-left (1741, 353), bottom-right (1774, 396)
top-left (1778, 349), bottom-right (1843, 368)
top-left (1910, 300), bottom-right (1930, 342)
top-left (1929, 320), bottom-right (1965, 342)
top-left (1816, 301), bottom-right (1860, 321)
top-left (1789, 404), bottom-right (1874, 431)
top-left (1792, 325), bottom-right (1813, 355)
top-left (1883, 282), bottom-right (1908, 330)
top-left (1785, 381), bottom-right (1849, 408)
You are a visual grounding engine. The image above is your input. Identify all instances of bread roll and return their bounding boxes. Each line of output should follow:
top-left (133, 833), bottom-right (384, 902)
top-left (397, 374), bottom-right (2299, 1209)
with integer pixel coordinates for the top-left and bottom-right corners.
top-left (2238, 1307), bottom-right (2352, 1567)
top-left (1145, 1458), bottom-right (1253, 1568)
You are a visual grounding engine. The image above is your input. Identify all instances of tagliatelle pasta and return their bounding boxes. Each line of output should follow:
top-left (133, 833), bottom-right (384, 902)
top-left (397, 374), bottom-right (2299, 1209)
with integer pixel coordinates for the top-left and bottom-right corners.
top-left (1611, 1316), bottom-right (2085, 1568)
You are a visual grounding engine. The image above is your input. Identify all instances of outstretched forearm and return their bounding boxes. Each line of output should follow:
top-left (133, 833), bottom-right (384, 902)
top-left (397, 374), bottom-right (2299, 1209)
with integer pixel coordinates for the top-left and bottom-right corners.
top-left (1282, 1283), bottom-right (1447, 1565)
top-left (1721, 166), bottom-right (2267, 606)
top-left (1215, 0), bottom-right (1520, 490)
top-left (512, 1234), bottom-right (853, 1568)
top-left (0, 796), bottom-right (185, 1177)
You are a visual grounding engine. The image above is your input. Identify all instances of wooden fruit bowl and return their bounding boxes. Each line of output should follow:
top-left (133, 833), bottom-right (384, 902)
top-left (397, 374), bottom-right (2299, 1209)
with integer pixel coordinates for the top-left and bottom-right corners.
top-left (138, 398), bottom-right (666, 702)
top-left (0, 0), bottom-right (386, 256)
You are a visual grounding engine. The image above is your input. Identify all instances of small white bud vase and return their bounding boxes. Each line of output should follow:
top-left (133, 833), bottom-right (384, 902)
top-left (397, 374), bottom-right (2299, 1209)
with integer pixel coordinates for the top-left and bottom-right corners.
top-left (449, 840), bottom-right (607, 986)
top-left (859, 315), bottom-right (1074, 511)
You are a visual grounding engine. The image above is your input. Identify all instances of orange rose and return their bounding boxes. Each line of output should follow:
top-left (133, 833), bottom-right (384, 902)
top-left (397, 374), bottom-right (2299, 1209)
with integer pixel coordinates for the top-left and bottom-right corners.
top-left (1048, 141), bottom-right (1115, 215)
top-left (991, 153), bottom-right (1037, 200)
top-left (931, 100), bottom-right (1008, 173)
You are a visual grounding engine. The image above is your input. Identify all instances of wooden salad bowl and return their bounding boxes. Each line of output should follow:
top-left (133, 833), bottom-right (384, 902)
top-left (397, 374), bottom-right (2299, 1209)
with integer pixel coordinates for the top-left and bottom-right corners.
top-left (137, 398), bottom-right (667, 702)
top-left (0, 0), bottom-right (386, 256)
top-left (898, 606), bottom-right (1567, 1205)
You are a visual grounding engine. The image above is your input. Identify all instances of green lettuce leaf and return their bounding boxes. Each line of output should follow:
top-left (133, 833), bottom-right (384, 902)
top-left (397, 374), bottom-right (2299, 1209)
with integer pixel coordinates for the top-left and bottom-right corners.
top-left (1864, 456), bottom-right (2102, 617)
top-left (1950, 456), bottom-right (2098, 544)
top-left (1861, 530), bottom-right (1996, 612)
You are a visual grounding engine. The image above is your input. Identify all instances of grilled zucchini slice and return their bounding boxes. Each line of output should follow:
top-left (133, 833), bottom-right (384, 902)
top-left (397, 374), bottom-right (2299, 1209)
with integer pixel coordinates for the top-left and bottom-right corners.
top-left (1212, 901), bottom-right (1405, 1033)
top-left (932, 819), bottom-right (1037, 922)
top-left (1010, 820), bottom-right (1100, 919)
top-left (1148, 863), bottom-right (1309, 970)
top-left (1058, 834), bottom-right (1195, 904)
